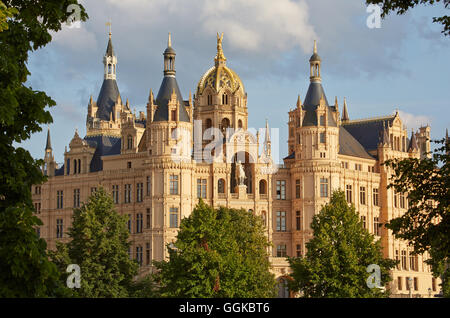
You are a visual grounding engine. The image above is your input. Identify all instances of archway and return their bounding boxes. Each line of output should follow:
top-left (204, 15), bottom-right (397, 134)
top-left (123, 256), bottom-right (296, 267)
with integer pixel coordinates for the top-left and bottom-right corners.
top-left (230, 151), bottom-right (253, 194)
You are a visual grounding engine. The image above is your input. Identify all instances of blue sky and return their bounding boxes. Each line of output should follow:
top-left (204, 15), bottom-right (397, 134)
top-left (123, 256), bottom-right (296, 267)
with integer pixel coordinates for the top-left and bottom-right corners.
top-left (21, 0), bottom-right (449, 164)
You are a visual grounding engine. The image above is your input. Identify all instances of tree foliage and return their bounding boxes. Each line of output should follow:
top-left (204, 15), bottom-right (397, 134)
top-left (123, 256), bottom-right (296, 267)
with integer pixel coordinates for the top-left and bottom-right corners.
top-left (384, 138), bottom-right (450, 296)
top-left (288, 191), bottom-right (397, 298)
top-left (49, 187), bottom-right (138, 297)
top-left (366, 0), bottom-right (450, 36)
top-left (0, 0), bottom-right (87, 297)
top-left (153, 200), bottom-right (277, 298)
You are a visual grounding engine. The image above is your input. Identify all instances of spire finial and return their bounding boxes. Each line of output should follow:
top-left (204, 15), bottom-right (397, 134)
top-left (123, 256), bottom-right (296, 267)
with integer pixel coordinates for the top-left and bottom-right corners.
top-left (168, 32), bottom-right (172, 47)
top-left (313, 40), bottom-right (317, 54)
top-left (215, 32), bottom-right (226, 65)
top-left (45, 126), bottom-right (52, 151)
top-left (342, 97), bottom-right (349, 122)
top-left (106, 21), bottom-right (112, 38)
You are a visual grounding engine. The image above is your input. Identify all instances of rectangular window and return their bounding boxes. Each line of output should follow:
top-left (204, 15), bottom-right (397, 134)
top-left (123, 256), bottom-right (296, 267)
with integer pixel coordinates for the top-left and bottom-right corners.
top-left (127, 214), bottom-right (132, 233)
top-left (374, 217), bottom-right (380, 236)
top-left (360, 186), bottom-right (366, 205)
top-left (124, 184), bottom-right (132, 203)
top-left (400, 192), bottom-right (406, 209)
top-left (394, 191), bottom-right (398, 208)
top-left (57, 190), bottom-right (63, 209)
top-left (146, 176), bottom-right (151, 196)
top-left (319, 132), bottom-right (325, 143)
top-left (432, 278), bottom-right (436, 291)
top-left (277, 244), bottom-right (287, 257)
top-left (373, 188), bottom-right (379, 206)
top-left (395, 250), bottom-right (400, 270)
top-left (73, 189), bottom-right (80, 208)
top-left (295, 179), bottom-right (301, 198)
top-left (197, 178), bottom-right (207, 199)
top-left (398, 277), bottom-right (402, 290)
top-left (346, 185), bottom-right (352, 203)
top-left (361, 215), bottom-right (366, 229)
top-left (276, 211), bottom-right (286, 232)
top-left (112, 185), bottom-right (119, 204)
top-left (136, 246), bottom-right (143, 266)
top-left (320, 178), bottom-right (328, 197)
top-left (146, 243), bottom-right (150, 265)
top-left (136, 213), bottom-right (143, 233)
top-left (276, 180), bottom-right (286, 200)
top-left (296, 211), bottom-right (301, 231)
top-left (296, 244), bottom-right (302, 257)
top-left (146, 208), bottom-right (151, 229)
top-left (409, 253), bottom-right (418, 271)
top-left (170, 207), bottom-right (179, 228)
top-left (320, 115), bottom-right (326, 126)
top-left (136, 183), bottom-right (143, 202)
top-left (406, 277), bottom-right (411, 290)
top-left (56, 219), bottom-right (63, 238)
top-left (414, 277), bottom-right (418, 291)
top-left (401, 250), bottom-right (407, 270)
top-left (170, 175), bottom-right (179, 195)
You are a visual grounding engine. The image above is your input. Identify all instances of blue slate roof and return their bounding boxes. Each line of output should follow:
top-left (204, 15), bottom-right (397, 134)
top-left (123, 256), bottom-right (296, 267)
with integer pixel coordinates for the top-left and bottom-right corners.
top-left (339, 126), bottom-right (374, 159)
top-left (302, 82), bottom-right (337, 127)
top-left (153, 76), bottom-right (190, 122)
top-left (84, 135), bottom-right (121, 172)
top-left (342, 116), bottom-right (395, 152)
top-left (96, 79), bottom-right (120, 121)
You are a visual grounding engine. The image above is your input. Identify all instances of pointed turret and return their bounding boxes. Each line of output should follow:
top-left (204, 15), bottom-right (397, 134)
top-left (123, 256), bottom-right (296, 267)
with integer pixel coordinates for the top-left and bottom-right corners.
top-left (153, 34), bottom-right (190, 122)
top-left (95, 30), bottom-right (120, 121)
top-left (309, 40), bottom-right (321, 83)
top-left (45, 127), bottom-right (52, 151)
top-left (342, 97), bottom-right (349, 122)
top-left (297, 95), bottom-right (302, 109)
top-left (408, 130), bottom-right (419, 152)
top-left (381, 122), bottom-right (390, 146)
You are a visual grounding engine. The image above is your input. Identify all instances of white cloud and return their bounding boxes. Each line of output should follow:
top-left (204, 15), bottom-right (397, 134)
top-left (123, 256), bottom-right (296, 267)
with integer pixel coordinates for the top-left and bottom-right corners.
top-left (398, 110), bottom-right (432, 131)
top-left (51, 25), bottom-right (98, 51)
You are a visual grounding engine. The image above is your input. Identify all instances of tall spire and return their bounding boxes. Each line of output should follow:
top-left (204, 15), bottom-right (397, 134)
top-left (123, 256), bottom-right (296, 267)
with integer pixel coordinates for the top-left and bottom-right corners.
top-left (163, 32), bottom-right (176, 77)
top-left (342, 97), bottom-right (349, 122)
top-left (45, 127), bottom-right (52, 150)
top-left (264, 119), bottom-right (271, 156)
top-left (215, 32), bottom-right (227, 66)
top-left (103, 26), bottom-right (117, 80)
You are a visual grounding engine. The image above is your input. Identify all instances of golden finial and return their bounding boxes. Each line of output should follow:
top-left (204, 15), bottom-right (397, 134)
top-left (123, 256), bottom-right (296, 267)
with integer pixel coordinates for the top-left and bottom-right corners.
top-left (168, 32), bottom-right (172, 47)
top-left (313, 40), bottom-right (317, 54)
top-left (106, 20), bottom-right (112, 38)
top-left (215, 32), bottom-right (226, 64)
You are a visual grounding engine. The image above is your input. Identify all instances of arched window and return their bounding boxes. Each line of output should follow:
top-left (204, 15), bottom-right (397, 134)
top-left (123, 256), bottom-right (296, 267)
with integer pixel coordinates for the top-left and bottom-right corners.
top-left (259, 179), bottom-right (267, 194)
top-left (278, 278), bottom-right (290, 298)
top-left (78, 159), bottom-right (81, 174)
top-left (171, 109), bottom-right (177, 121)
top-left (206, 118), bottom-right (212, 129)
top-left (221, 118), bottom-right (230, 133)
top-left (207, 95), bottom-right (212, 105)
top-left (127, 135), bottom-right (133, 150)
top-left (218, 178), bottom-right (225, 194)
top-left (73, 159), bottom-right (77, 174)
top-left (222, 94), bottom-right (228, 105)
top-left (238, 119), bottom-right (243, 129)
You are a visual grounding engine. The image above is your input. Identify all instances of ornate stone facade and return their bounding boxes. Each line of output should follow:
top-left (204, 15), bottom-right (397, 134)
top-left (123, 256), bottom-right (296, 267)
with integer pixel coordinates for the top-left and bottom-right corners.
top-left (34, 33), bottom-right (440, 298)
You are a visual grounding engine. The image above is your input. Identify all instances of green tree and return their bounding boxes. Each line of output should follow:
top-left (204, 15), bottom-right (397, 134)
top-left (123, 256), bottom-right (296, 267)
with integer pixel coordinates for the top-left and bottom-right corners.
top-left (384, 138), bottom-right (449, 297)
top-left (50, 187), bottom-right (138, 297)
top-left (366, 0), bottom-right (450, 36)
top-left (288, 191), bottom-right (397, 298)
top-left (0, 0), bottom-right (87, 297)
top-left (153, 200), bottom-right (277, 297)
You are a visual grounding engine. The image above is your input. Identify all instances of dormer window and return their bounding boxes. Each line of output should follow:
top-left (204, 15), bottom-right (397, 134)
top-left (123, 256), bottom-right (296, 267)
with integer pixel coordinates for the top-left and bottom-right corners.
top-left (171, 109), bottom-right (177, 121)
top-left (320, 115), bottom-right (325, 126)
top-left (207, 95), bottom-right (212, 105)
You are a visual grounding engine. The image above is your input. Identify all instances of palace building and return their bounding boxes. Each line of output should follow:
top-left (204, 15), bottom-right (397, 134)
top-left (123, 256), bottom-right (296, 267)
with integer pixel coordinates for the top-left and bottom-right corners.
top-left (33, 31), bottom-right (440, 297)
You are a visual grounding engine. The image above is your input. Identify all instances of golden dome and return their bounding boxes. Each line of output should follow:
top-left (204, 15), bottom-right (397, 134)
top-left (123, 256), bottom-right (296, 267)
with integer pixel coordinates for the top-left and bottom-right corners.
top-left (196, 33), bottom-right (245, 96)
